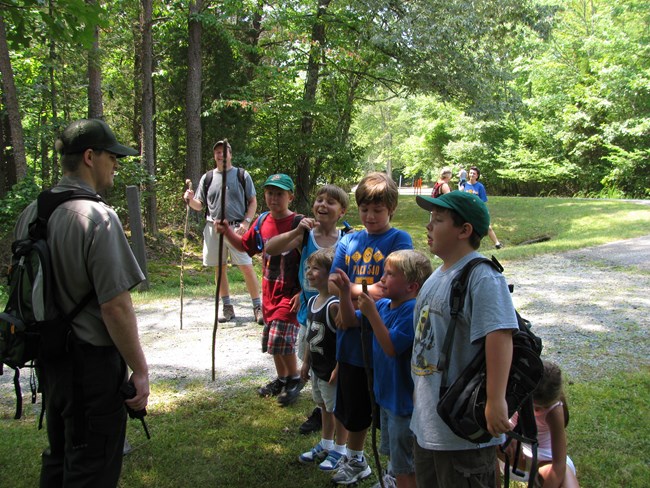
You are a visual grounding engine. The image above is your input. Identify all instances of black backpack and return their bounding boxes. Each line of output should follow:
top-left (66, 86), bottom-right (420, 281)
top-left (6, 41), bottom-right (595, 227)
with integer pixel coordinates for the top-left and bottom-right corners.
top-left (436, 256), bottom-right (544, 488)
top-left (0, 189), bottom-right (102, 419)
top-left (202, 167), bottom-right (247, 218)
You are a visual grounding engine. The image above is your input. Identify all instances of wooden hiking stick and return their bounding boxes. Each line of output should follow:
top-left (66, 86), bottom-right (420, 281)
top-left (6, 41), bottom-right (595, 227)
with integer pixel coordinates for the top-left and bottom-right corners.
top-left (212, 139), bottom-right (228, 381)
top-left (359, 280), bottom-right (385, 488)
top-left (180, 179), bottom-right (192, 330)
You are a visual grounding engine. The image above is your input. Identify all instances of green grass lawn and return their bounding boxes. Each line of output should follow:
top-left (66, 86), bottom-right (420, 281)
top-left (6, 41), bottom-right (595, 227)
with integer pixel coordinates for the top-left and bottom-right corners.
top-left (1, 195), bottom-right (649, 487)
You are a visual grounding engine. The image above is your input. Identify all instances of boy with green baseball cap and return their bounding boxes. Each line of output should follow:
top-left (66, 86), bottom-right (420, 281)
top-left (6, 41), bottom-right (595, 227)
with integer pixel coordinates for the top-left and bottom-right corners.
top-left (409, 191), bottom-right (518, 487)
top-left (217, 173), bottom-right (305, 404)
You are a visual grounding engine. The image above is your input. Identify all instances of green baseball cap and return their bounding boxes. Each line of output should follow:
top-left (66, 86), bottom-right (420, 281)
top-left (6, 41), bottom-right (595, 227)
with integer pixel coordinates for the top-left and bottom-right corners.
top-left (416, 191), bottom-right (490, 237)
top-left (263, 173), bottom-right (295, 192)
top-left (57, 119), bottom-right (138, 158)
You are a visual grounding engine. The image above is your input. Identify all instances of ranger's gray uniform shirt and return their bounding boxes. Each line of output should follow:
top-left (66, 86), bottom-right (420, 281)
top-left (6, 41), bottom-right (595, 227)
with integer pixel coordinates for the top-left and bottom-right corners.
top-left (14, 176), bottom-right (144, 346)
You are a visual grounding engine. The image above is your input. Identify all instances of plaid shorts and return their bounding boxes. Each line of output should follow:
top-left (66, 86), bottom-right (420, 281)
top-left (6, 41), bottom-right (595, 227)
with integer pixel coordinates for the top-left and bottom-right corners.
top-left (261, 320), bottom-right (299, 355)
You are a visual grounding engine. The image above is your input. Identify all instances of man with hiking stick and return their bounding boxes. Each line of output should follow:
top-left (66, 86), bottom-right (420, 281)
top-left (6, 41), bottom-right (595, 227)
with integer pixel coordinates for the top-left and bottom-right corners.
top-left (183, 140), bottom-right (262, 324)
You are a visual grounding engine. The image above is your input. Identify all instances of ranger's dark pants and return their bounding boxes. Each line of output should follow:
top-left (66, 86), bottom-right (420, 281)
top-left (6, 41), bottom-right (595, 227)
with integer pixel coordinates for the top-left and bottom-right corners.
top-left (39, 342), bottom-right (127, 488)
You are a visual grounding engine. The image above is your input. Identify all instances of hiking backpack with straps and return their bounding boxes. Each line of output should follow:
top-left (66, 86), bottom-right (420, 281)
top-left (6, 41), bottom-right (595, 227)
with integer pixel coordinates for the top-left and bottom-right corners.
top-left (431, 181), bottom-right (444, 198)
top-left (0, 189), bottom-right (102, 419)
top-left (436, 256), bottom-right (544, 488)
top-left (202, 167), bottom-right (247, 218)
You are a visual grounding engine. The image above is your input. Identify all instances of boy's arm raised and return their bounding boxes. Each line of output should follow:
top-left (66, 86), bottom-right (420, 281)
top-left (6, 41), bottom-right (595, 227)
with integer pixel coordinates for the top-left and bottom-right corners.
top-left (265, 217), bottom-right (314, 255)
top-left (329, 269), bottom-right (357, 329)
top-left (484, 329), bottom-right (514, 437)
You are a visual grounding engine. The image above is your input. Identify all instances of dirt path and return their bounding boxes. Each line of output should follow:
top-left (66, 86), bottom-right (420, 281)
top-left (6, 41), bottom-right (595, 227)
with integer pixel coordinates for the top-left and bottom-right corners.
top-left (135, 235), bottom-right (650, 385)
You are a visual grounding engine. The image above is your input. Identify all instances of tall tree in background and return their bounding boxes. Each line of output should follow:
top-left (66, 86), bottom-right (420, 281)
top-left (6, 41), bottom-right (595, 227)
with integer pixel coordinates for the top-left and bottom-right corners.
top-left (141, 0), bottom-right (157, 233)
top-left (87, 0), bottom-right (104, 119)
top-left (0, 14), bottom-right (27, 184)
top-left (295, 0), bottom-right (331, 213)
top-left (186, 0), bottom-right (203, 189)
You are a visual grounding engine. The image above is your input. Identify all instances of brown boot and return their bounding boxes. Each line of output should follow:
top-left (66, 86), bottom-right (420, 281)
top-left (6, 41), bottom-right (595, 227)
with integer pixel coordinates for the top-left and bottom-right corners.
top-left (218, 304), bottom-right (235, 322)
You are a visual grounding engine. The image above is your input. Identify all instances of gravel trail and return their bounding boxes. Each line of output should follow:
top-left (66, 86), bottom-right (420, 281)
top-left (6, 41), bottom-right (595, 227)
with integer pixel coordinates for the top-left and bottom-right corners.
top-left (136, 235), bottom-right (650, 385)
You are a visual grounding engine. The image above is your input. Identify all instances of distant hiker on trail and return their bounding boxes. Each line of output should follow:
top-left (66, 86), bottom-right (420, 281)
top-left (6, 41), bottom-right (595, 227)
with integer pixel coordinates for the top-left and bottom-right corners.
top-left (14, 118), bottom-right (149, 487)
top-left (462, 166), bottom-right (503, 249)
top-left (431, 167), bottom-right (452, 198)
top-left (183, 140), bottom-right (263, 324)
top-left (458, 167), bottom-right (467, 191)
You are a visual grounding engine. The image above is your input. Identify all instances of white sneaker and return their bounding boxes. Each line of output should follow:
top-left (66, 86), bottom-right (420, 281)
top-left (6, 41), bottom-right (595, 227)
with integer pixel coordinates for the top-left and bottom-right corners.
top-left (331, 456), bottom-right (372, 485)
top-left (371, 472), bottom-right (397, 488)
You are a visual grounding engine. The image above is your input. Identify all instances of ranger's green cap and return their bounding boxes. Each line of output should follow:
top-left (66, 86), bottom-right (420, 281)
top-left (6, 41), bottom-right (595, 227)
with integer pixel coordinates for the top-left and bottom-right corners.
top-left (57, 119), bottom-right (138, 158)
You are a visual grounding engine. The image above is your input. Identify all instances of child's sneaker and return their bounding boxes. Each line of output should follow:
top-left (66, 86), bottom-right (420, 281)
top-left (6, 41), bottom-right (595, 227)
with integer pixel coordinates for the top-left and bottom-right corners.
top-left (299, 407), bottom-right (322, 435)
top-left (371, 472), bottom-right (397, 488)
top-left (257, 378), bottom-right (284, 397)
top-left (299, 442), bottom-right (329, 464)
top-left (331, 456), bottom-right (372, 485)
top-left (277, 377), bottom-right (304, 406)
top-left (318, 450), bottom-right (345, 471)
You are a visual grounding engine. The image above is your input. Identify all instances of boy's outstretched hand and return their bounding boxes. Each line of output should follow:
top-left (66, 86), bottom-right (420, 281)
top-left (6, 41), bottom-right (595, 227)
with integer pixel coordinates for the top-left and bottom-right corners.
top-left (329, 268), bottom-right (351, 296)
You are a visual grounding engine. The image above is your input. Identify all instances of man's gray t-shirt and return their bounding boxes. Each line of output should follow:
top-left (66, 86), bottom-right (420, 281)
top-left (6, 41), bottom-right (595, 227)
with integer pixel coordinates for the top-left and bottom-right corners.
top-left (195, 167), bottom-right (256, 222)
top-left (410, 251), bottom-right (518, 450)
top-left (14, 176), bottom-right (144, 346)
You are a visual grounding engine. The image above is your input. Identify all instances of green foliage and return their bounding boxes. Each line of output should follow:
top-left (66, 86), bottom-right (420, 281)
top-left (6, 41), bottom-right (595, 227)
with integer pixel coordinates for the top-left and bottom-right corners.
top-left (107, 158), bottom-right (153, 220)
top-left (3, 0), bottom-right (105, 50)
top-left (0, 175), bottom-right (40, 238)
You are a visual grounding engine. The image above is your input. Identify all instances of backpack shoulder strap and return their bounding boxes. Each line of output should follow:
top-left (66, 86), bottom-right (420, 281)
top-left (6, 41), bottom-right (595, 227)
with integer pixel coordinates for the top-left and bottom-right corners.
top-left (237, 167), bottom-right (246, 193)
top-left (438, 256), bottom-right (503, 385)
top-left (340, 221), bottom-right (353, 237)
top-left (449, 257), bottom-right (501, 317)
top-left (29, 189), bottom-right (104, 240)
top-left (253, 211), bottom-right (270, 251)
top-left (202, 170), bottom-right (214, 217)
top-left (291, 214), bottom-right (304, 229)
top-left (203, 169), bottom-right (214, 195)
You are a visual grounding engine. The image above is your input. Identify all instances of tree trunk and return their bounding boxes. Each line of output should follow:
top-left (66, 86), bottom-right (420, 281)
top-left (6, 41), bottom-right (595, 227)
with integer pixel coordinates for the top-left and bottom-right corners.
top-left (49, 0), bottom-right (60, 185)
top-left (0, 14), bottom-right (28, 182)
top-left (185, 0), bottom-right (203, 190)
top-left (0, 112), bottom-right (11, 196)
top-left (141, 0), bottom-right (157, 234)
top-left (295, 0), bottom-right (331, 214)
top-left (87, 1), bottom-right (104, 119)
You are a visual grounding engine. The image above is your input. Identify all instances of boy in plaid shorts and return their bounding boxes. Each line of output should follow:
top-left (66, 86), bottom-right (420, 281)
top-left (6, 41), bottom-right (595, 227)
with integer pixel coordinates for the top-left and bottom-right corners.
top-left (217, 173), bottom-right (304, 403)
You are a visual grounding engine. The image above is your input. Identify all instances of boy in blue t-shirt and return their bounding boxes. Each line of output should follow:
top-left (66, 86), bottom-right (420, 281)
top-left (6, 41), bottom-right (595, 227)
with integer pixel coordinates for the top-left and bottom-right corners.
top-left (327, 172), bottom-right (413, 485)
top-left (333, 250), bottom-right (432, 488)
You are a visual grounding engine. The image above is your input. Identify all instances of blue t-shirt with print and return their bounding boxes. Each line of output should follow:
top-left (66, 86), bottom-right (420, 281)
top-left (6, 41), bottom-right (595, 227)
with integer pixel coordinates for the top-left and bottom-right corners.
top-left (331, 227), bottom-right (413, 367)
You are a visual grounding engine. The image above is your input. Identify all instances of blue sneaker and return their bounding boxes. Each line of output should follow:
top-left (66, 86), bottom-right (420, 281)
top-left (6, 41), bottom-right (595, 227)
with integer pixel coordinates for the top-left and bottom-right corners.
top-left (299, 442), bottom-right (329, 464)
top-left (319, 450), bottom-right (345, 471)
